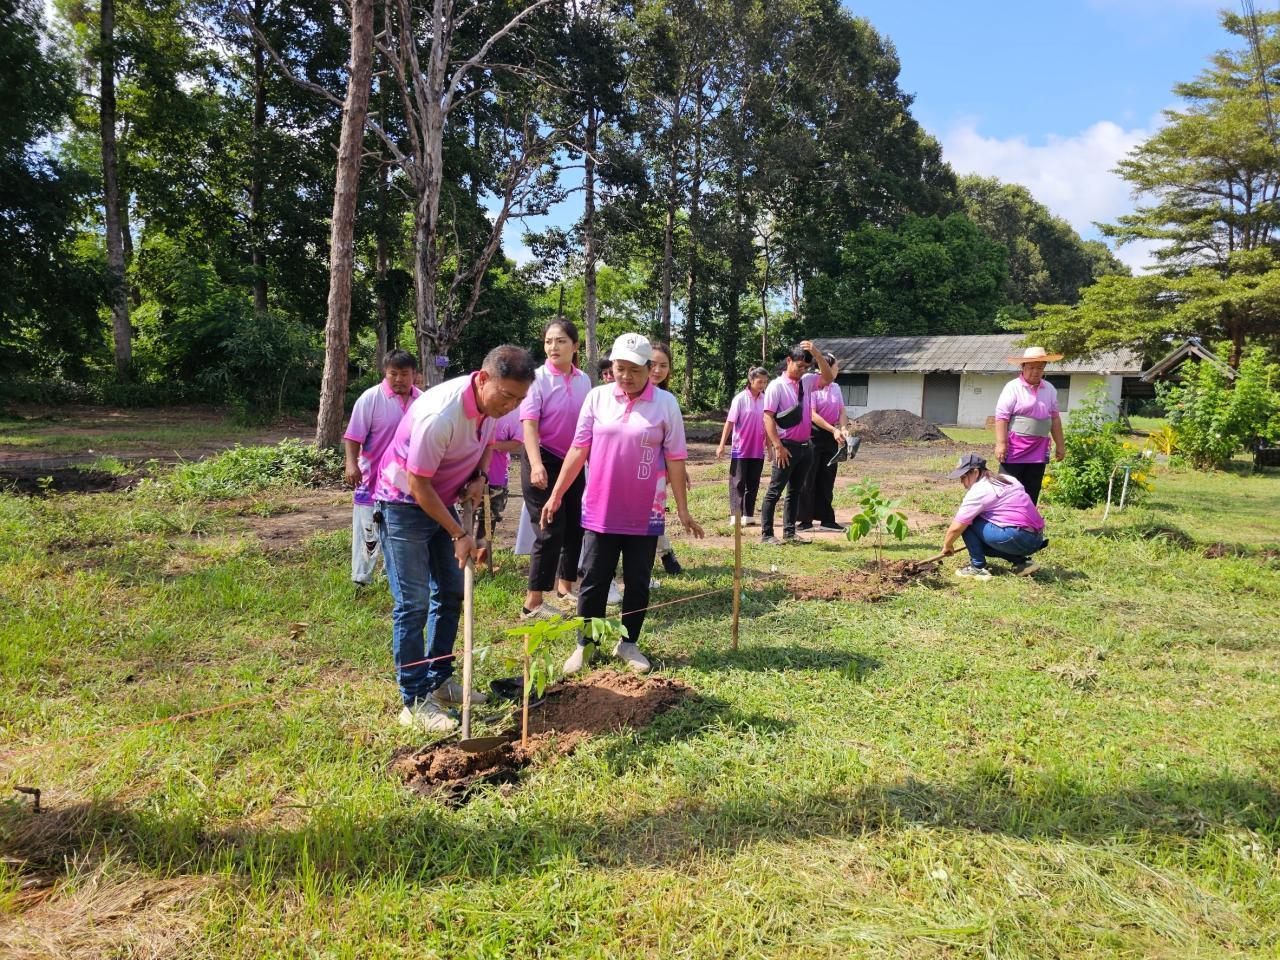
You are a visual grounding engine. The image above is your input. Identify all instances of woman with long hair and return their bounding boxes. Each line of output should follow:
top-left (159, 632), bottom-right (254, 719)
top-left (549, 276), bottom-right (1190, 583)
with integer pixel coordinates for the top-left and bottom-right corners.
top-left (647, 341), bottom-right (685, 576)
top-left (717, 366), bottom-right (769, 526)
top-left (519, 319), bottom-right (592, 619)
top-left (940, 453), bottom-right (1048, 580)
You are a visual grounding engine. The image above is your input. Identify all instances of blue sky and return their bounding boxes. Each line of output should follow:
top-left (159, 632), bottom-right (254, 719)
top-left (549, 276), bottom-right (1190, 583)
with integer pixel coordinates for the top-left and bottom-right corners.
top-left (506, 0), bottom-right (1236, 272)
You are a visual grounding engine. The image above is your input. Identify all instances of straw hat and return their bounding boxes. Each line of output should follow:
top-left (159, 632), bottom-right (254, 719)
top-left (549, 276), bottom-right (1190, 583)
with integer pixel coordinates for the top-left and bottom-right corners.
top-left (1006, 346), bottom-right (1063, 364)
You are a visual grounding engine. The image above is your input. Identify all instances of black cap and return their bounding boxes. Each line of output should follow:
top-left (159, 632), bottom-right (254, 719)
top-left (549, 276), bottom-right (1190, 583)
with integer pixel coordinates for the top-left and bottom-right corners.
top-left (947, 453), bottom-right (987, 479)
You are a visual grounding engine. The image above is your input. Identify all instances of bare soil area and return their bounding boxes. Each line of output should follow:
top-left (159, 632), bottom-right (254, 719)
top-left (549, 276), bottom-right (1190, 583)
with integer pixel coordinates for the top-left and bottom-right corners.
top-left (788, 558), bottom-right (943, 602)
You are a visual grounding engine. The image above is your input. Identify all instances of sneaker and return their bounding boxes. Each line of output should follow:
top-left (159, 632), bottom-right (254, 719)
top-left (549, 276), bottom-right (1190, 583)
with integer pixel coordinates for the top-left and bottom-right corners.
top-left (562, 644), bottom-right (588, 676)
top-left (431, 678), bottom-right (488, 706)
top-left (399, 699), bottom-right (457, 733)
top-left (661, 551), bottom-right (683, 576)
top-left (1011, 560), bottom-right (1041, 577)
top-left (649, 577), bottom-right (662, 590)
top-left (607, 580), bottom-right (622, 605)
top-left (796, 523), bottom-right (814, 532)
top-left (743, 515), bottom-right (759, 527)
top-left (728, 515), bottom-right (739, 527)
top-left (817, 522), bottom-right (846, 533)
top-left (783, 534), bottom-right (811, 545)
top-left (955, 564), bottom-right (992, 581)
top-left (520, 604), bottom-right (559, 622)
top-left (612, 640), bottom-right (651, 674)
top-left (761, 535), bottom-right (785, 546)
top-left (554, 589), bottom-right (578, 608)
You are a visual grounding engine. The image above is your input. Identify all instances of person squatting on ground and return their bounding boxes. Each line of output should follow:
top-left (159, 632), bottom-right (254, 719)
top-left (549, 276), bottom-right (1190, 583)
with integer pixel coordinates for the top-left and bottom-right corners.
top-left (798, 351), bottom-right (851, 533)
top-left (374, 345), bottom-right (537, 733)
top-left (759, 341), bottom-right (836, 545)
top-left (717, 366), bottom-right (770, 526)
top-left (541, 334), bottom-right (706, 676)
top-left (647, 342), bottom-right (685, 576)
top-left (994, 347), bottom-right (1065, 505)
top-left (940, 453), bottom-right (1047, 581)
top-left (519, 320), bottom-right (593, 621)
top-left (343, 351), bottom-right (421, 586)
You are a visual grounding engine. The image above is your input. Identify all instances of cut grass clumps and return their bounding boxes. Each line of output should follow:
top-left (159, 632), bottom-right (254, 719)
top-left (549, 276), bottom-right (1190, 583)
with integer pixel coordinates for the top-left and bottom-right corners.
top-left (138, 440), bottom-right (340, 501)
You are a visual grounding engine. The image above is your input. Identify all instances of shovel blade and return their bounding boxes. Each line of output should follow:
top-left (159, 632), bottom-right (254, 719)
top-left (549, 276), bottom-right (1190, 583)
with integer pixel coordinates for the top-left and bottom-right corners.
top-left (457, 735), bottom-right (509, 755)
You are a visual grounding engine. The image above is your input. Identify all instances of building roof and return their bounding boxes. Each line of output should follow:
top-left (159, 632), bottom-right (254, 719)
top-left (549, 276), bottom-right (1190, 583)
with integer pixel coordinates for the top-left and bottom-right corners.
top-left (1140, 337), bottom-right (1235, 382)
top-left (814, 335), bottom-right (1143, 376)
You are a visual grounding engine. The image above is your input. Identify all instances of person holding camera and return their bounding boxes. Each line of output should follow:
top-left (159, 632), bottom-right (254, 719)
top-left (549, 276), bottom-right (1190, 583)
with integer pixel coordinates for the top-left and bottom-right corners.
top-left (759, 341), bottom-right (835, 545)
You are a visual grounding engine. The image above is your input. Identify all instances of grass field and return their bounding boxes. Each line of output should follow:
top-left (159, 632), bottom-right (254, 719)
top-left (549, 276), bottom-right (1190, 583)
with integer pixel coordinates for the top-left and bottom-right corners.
top-left (1, 424), bottom-right (1278, 958)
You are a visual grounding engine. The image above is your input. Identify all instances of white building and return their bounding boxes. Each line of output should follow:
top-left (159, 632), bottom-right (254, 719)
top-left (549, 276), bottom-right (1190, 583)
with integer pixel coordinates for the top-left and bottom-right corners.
top-left (814, 335), bottom-right (1142, 427)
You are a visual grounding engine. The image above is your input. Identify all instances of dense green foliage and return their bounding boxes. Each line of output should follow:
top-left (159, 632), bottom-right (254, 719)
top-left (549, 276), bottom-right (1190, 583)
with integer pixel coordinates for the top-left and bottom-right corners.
top-left (1044, 385), bottom-right (1150, 509)
top-left (1158, 350), bottom-right (1280, 468)
top-left (138, 439), bottom-right (341, 500)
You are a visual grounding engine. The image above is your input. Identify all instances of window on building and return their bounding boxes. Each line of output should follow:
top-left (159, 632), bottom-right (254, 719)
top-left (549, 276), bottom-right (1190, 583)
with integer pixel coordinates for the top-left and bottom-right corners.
top-left (1047, 374), bottom-right (1070, 411)
top-left (839, 374), bottom-right (869, 406)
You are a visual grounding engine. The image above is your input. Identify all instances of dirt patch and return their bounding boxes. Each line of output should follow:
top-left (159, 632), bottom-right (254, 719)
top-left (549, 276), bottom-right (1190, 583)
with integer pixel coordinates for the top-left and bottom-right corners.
top-left (850, 409), bottom-right (948, 443)
top-left (0, 466), bottom-right (141, 496)
top-left (236, 489), bottom-right (350, 551)
top-left (390, 670), bottom-right (691, 801)
top-left (788, 559), bottom-right (941, 602)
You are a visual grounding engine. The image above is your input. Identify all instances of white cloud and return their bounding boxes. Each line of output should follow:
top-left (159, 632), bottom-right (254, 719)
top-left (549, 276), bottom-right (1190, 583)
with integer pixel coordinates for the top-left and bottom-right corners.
top-left (942, 119), bottom-right (1163, 273)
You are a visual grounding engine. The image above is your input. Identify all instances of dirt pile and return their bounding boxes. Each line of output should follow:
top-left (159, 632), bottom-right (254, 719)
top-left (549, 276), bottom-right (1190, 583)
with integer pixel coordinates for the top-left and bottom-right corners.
top-left (391, 670), bottom-right (691, 801)
top-left (788, 558), bottom-right (941, 602)
top-left (849, 409), bottom-right (948, 443)
top-left (0, 467), bottom-right (139, 496)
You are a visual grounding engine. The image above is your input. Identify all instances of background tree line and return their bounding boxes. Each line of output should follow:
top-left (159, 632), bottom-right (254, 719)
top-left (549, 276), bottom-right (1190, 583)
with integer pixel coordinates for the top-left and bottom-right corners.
top-left (5, 0), bottom-right (1130, 424)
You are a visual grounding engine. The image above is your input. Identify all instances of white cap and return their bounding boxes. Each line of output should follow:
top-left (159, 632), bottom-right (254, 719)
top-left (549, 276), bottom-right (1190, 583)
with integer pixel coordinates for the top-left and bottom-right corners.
top-left (610, 333), bottom-right (652, 367)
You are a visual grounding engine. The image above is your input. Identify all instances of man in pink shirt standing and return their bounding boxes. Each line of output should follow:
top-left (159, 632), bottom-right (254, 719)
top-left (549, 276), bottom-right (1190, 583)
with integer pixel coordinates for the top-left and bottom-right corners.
top-left (343, 351), bottom-right (421, 586)
top-left (994, 347), bottom-right (1066, 504)
top-left (373, 345), bottom-right (537, 733)
top-left (940, 453), bottom-right (1047, 580)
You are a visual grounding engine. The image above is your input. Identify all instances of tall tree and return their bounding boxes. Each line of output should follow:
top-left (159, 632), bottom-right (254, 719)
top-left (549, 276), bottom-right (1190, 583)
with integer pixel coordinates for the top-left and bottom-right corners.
top-left (99, 0), bottom-right (131, 376)
top-left (315, 0), bottom-right (374, 449)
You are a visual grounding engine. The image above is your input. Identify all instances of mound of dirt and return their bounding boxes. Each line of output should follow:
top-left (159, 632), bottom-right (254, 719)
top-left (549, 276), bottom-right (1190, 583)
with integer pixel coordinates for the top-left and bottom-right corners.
top-left (0, 467), bottom-right (139, 496)
top-left (390, 670), bottom-right (691, 801)
top-left (788, 559), bottom-right (941, 602)
top-left (849, 409), bottom-right (948, 443)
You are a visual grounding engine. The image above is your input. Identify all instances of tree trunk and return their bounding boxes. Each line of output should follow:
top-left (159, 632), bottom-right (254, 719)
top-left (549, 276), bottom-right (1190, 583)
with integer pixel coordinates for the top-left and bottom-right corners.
top-left (250, 0), bottom-right (269, 315)
top-left (100, 0), bottom-right (131, 379)
top-left (582, 105), bottom-right (599, 376)
top-left (120, 196), bottom-right (141, 309)
top-left (314, 0), bottom-right (374, 449)
top-left (374, 165), bottom-right (391, 373)
top-left (413, 191), bottom-right (446, 387)
top-left (683, 83), bottom-right (703, 406)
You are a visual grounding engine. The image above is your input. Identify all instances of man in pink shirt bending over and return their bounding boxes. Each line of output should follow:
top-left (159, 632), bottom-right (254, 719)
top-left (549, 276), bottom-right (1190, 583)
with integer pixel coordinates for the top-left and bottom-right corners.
top-left (343, 351), bottom-right (421, 586)
top-left (940, 453), bottom-right (1047, 580)
top-left (373, 345), bottom-right (537, 733)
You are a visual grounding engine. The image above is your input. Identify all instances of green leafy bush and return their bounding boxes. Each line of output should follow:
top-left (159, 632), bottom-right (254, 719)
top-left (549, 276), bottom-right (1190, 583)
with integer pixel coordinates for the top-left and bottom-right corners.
top-left (139, 440), bottom-right (340, 501)
top-left (1157, 350), bottom-right (1280, 469)
top-left (1044, 385), bottom-right (1150, 508)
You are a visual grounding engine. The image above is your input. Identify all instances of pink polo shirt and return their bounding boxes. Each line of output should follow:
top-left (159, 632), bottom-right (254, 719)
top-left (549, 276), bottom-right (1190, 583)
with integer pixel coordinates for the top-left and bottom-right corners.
top-left (487, 408), bottom-right (521, 487)
top-left (572, 380), bottom-right (689, 537)
top-left (954, 475), bottom-right (1045, 531)
top-left (519, 360), bottom-right (591, 459)
top-left (343, 380), bottom-right (420, 505)
top-left (810, 381), bottom-right (844, 429)
top-left (727, 389), bottom-right (766, 460)
top-left (764, 372), bottom-right (818, 443)
top-left (374, 373), bottom-right (495, 507)
top-left (994, 375), bottom-right (1060, 464)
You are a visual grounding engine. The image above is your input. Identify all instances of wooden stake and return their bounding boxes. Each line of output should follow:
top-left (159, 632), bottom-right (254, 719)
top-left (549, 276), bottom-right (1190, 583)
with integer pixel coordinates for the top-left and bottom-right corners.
top-left (483, 487), bottom-right (494, 575)
top-left (731, 508), bottom-right (742, 650)
top-left (521, 633), bottom-right (531, 748)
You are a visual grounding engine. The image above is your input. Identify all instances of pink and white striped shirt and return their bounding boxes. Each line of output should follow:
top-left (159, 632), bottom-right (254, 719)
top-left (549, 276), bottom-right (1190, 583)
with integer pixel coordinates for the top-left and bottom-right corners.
top-left (343, 380), bottom-right (420, 505)
top-left (519, 360), bottom-right (591, 459)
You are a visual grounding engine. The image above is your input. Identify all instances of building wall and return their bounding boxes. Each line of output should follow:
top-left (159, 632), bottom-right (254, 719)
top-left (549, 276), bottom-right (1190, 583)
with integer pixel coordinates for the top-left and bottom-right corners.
top-left (842, 370), bottom-right (1124, 426)
top-left (843, 372), bottom-right (924, 420)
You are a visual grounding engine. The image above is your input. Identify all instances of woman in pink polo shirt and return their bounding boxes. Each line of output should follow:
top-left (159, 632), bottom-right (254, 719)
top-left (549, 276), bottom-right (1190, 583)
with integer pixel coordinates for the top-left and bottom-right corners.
top-left (994, 347), bottom-right (1066, 505)
top-left (717, 366), bottom-right (770, 526)
top-left (940, 452), bottom-right (1047, 580)
top-left (648, 341), bottom-right (685, 577)
top-left (519, 320), bottom-right (593, 620)
top-left (541, 333), bottom-right (705, 675)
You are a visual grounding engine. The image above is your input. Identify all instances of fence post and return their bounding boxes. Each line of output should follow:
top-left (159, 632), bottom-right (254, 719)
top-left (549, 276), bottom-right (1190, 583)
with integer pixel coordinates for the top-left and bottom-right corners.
top-left (732, 509), bottom-right (743, 650)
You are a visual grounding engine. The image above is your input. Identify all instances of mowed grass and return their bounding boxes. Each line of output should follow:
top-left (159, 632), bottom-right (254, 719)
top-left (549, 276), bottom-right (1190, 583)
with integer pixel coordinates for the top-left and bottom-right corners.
top-left (1, 441), bottom-right (1278, 957)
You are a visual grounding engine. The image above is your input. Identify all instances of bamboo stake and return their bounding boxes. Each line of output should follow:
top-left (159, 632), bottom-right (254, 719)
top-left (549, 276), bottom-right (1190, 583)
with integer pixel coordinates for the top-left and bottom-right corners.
top-left (731, 508), bottom-right (743, 650)
top-left (521, 633), bottom-right (531, 747)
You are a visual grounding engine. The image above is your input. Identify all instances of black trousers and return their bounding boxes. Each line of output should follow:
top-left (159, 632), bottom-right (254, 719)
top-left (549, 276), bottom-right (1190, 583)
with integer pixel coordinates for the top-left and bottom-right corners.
top-left (576, 530), bottom-right (659, 647)
top-left (798, 431), bottom-right (838, 528)
top-left (760, 439), bottom-right (812, 537)
top-left (1000, 460), bottom-right (1047, 505)
top-left (521, 448), bottom-right (585, 590)
top-left (728, 457), bottom-right (764, 518)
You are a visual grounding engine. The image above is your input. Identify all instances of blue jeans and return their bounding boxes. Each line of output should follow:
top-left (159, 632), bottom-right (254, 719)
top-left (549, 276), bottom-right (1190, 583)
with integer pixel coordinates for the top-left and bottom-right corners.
top-left (961, 518), bottom-right (1046, 569)
top-left (376, 501), bottom-right (463, 706)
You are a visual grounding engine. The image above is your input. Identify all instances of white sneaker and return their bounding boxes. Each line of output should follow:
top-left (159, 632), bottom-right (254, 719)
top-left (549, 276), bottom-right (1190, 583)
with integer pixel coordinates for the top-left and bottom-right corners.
top-left (399, 699), bottom-right (457, 733)
top-left (520, 604), bottom-right (559, 622)
top-left (649, 578), bottom-right (661, 590)
top-left (562, 644), bottom-right (588, 676)
top-left (612, 641), bottom-right (651, 674)
top-left (431, 678), bottom-right (488, 706)
top-left (744, 515), bottom-right (759, 526)
top-left (607, 580), bottom-right (622, 605)
top-left (728, 515), bottom-right (739, 526)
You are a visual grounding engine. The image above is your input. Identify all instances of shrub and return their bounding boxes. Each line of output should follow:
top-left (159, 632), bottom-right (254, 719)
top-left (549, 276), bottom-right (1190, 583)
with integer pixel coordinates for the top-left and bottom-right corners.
top-left (1044, 384), bottom-right (1151, 509)
top-left (138, 440), bottom-right (340, 500)
top-left (1157, 350), bottom-right (1280, 469)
